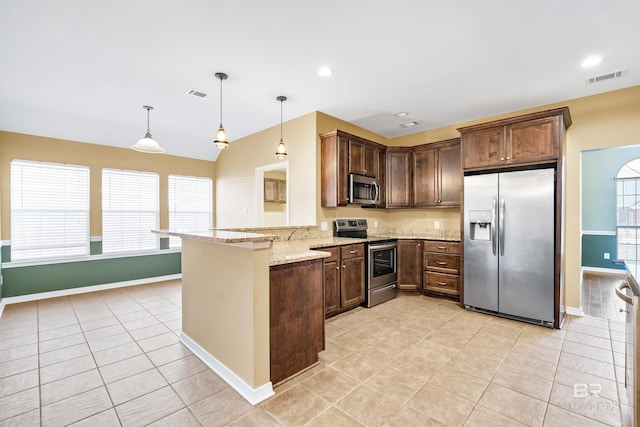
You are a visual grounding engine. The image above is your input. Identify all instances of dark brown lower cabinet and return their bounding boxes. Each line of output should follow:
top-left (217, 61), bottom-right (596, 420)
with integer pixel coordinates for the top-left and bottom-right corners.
top-left (269, 258), bottom-right (324, 384)
top-left (397, 240), bottom-right (422, 291)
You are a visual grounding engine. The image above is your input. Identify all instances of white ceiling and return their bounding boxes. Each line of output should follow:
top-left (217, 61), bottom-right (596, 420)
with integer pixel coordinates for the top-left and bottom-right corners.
top-left (1, 0), bottom-right (638, 161)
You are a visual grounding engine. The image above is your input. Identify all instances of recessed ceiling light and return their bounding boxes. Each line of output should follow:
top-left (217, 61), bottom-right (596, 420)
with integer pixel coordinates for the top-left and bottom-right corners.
top-left (318, 67), bottom-right (334, 77)
top-left (399, 121), bottom-right (419, 128)
top-left (395, 112), bottom-right (409, 117)
top-left (581, 56), bottom-right (603, 68)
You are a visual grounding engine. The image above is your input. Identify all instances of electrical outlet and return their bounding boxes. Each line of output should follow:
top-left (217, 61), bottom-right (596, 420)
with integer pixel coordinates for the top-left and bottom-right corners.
top-left (434, 220), bottom-right (440, 229)
top-left (604, 252), bottom-right (610, 260)
top-left (320, 221), bottom-right (328, 231)
top-left (374, 220), bottom-right (379, 228)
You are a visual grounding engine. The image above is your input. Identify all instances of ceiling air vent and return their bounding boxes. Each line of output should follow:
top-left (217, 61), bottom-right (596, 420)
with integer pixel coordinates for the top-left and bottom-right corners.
top-left (586, 69), bottom-right (628, 84)
top-left (399, 120), bottom-right (419, 128)
top-left (185, 88), bottom-right (210, 99)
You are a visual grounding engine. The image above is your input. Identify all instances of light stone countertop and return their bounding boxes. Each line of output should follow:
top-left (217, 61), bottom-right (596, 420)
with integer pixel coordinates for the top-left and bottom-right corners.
top-left (270, 235), bottom-right (460, 266)
top-left (154, 229), bottom-right (460, 266)
top-left (153, 229), bottom-right (276, 244)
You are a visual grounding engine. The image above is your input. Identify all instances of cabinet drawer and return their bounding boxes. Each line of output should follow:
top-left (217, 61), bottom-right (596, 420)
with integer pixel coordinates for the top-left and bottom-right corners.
top-left (321, 247), bottom-right (339, 263)
top-left (424, 253), bottom-right (460, 274)
top-left (341, 244), bottom-right (365, 260)
top-left (424, 272), bottom-right (459, 295)
top-left (423, 241), bottom-right (460, 254)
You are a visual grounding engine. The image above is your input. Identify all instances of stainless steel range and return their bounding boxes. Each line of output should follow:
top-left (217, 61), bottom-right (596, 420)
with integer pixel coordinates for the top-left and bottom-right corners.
top-left (334, 219), bottom-right (398, 307)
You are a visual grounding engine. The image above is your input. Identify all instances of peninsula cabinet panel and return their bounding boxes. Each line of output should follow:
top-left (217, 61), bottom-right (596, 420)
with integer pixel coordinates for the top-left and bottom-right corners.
top-left (386, 148), bottom-right (412, 208)
top-left (269, 259), bottom-right (324, 384)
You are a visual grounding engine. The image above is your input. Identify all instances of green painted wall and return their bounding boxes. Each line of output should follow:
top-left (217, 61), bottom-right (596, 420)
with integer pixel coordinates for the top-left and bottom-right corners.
top-left (582, 145), bottom-right (640, 268)
top-left (581, 234), bottom-right (624, 270)
top-left (582, 146), bottom-right (640, 231)
top-left (2, 252), bottom-right (181, 298)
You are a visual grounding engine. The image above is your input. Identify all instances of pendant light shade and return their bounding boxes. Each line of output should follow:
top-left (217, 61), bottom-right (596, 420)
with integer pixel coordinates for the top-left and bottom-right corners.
top-left (131, 105), bottom-right (165, 153)
top-left (213, 72), bottom-right (230, 149)
top-left (275, 95), bottom-right (288, 159)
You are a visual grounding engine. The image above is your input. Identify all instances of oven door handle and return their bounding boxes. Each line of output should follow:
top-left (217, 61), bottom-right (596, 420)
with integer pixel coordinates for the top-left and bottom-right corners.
top-left (616, 281), bottom-right (633, 305)
top-left (372, 283), bottom-right (397, 294)
top-left (368, 242), bottom-right (398, 252)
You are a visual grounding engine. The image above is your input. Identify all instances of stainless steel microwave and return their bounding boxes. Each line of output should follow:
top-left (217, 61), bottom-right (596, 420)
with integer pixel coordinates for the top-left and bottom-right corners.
top-left (349, 173), bottom-right (380, 205)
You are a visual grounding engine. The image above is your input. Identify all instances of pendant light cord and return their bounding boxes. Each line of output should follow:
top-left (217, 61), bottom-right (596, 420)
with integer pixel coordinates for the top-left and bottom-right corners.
top-left (146, 108), bottom-right (151, 134)
top-left (219, 77), bottom-right (223, 127)
top-left (280, 98), bottom-right (283, 141)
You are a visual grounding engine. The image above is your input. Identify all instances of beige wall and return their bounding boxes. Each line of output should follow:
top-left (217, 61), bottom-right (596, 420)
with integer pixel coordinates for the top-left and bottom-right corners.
top-left (215, 112), bottom-right (317, 228)
top-left (386, 86), bottom-right (640, 311)
top-left (0, 131), bottom-right (216, 239)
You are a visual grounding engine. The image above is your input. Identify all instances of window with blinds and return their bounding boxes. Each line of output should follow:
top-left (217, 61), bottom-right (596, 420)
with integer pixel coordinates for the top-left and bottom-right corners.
top-left (102, 169), bottom-right (159, 253)
top-left (168, 174), bottom-right (213, 248)
top-left (10, 160), bottom-right (90, 261)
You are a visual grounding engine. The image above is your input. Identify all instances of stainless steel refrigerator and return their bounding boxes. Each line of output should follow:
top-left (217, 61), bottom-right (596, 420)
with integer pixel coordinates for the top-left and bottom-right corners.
top-left (463, 168), bottom-right (555, 325)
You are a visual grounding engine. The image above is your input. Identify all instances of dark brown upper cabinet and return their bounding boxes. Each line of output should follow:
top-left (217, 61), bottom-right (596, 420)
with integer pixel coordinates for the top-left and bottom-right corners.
top-left (320, 130), bottom-right (386, 208)
top-left (413, 138), bottom-right (461, 207)
top-left (459, 107), bottom-right (572, 171)
top-left (385, 147), bottom-right (412, 208)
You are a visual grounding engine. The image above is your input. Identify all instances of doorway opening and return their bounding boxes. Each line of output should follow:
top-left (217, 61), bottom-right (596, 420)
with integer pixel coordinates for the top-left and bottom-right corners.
top-left (255, 162), bottom-right (289, 227)
top-left (616, 157), bottom-right (640, 270)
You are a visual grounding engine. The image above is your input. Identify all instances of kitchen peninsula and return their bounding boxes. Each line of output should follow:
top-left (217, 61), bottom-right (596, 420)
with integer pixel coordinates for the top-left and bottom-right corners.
top-left (155, 229), bottom-right (330, 405)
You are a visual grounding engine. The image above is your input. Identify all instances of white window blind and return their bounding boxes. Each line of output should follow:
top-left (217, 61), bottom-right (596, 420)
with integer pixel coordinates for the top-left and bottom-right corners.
top-left (10, 160), bottom-right (90, 261)
top-left (168, 174), bottom-right (213, 248)
top-left (102, 169), bottom-right (159, 253)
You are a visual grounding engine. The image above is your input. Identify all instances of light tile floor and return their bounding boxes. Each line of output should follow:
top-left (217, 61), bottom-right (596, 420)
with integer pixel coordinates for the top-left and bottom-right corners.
top-left (0, 280), bottom-right (629, 426)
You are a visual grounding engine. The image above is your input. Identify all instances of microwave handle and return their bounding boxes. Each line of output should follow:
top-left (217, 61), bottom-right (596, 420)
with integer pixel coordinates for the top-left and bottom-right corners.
top-left (372, 181), bottom-right (379, 203)
top-left (348, 174), bottom-right (354, 204)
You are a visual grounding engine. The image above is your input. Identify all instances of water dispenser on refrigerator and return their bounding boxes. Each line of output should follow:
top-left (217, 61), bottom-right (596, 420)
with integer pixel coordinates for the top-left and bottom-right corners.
top-left (469, 210), bottom-right (492, 241)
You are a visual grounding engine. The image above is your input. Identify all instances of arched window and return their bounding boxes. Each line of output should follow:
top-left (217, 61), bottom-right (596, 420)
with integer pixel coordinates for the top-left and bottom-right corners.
top-left (616, 158), bottom-right (640, 267)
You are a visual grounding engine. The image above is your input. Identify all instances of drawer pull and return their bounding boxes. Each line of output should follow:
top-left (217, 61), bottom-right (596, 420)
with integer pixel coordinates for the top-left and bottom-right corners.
top-left (436, 281), bottom-right (448, 286)
top-left (349, 250), bottom-right (358, 254)
top-left (436, 261), bottom-right (448, 265)
top-left (437, 246), bottom-right (446, 250)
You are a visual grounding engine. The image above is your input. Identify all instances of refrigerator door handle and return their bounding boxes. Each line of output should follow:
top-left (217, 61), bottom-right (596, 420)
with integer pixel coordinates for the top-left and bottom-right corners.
top-left (499, 196), bottom-right (506, 256)
top-left (491, 197), bottom-right (497, 256)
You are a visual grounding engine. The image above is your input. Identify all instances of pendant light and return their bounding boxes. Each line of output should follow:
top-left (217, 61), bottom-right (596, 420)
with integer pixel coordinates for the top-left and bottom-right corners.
top-left (275, 95), bottom-right (288, 159)
top-left (213, 72), bottom-right (230, 149)
top-left (131, 105), bottom-right (165, 153)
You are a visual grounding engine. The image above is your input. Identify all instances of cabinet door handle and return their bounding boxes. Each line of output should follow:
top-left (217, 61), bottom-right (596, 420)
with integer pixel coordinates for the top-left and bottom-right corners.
top-left (335, 266), bottom-right (339, 270)
top-left (342, 264), bottom-right (346, 269)
top-left (500, 157), bottom-right (505, 161)
top-left (437, 246), bottom-right (447, 250)
top-left (349, 250), bottom-right (357, 254)
top-left (362, 169), bottom-right (367, 175)
top-left (506, 157), bottom-right (511, 160)
top-left (436, 261), bottom-right (448, 265)
top-left (436, 281), bottom-right (448, 286)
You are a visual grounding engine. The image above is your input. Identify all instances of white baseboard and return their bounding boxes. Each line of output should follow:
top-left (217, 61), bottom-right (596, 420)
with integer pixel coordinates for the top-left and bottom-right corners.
top-left (180, 332), bottom-right (274, 405)
top-left (581, 266), bottom-right (627, 275)
top-left (565, 306), bottom-right (585, 316)
top-left (0, 274), bottom-right (182, 309)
